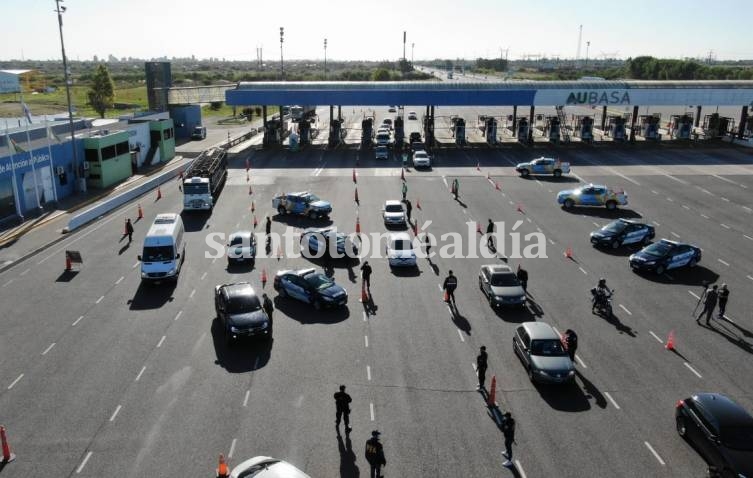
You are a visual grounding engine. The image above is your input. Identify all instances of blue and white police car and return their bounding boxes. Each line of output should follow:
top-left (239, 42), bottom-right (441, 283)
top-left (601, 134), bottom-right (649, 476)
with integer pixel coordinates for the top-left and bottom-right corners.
top-left (590, 219), bottom-right (655, 249)
top-left (629, 239), bottom-right (702, 275)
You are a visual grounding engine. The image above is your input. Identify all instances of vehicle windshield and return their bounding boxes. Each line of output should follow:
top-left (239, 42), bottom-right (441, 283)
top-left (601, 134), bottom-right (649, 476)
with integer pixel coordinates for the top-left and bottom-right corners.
top-left (603, 220), bottom-right (627, 233)
top-left (391, 239), bottom-right (412, 251)
top-left (377, 134), bottom-right (390, 140)
top-left (385, 204), bottom-right (404, 213)
top-left (721, 425), bottom-right (753, 450)
top-left (415, 152), bottom-right (427, 158)
top-left (229, 235), bottom-right (252, 246)
top-left (142, 245), bottom-right (174, 262)
top-left (490, 273), bottom-right (519, 287)
top-left (184, 183), bottom-right (210, 195)
top-left (303, 194), bottom-right (320, 203)
top-left (227, 292), bottom-right (261, 313)
top-left (643, 242), bottom-right (672, 258)
top-left (530, 339), bottom-right (568, 356)
top-left (306, 273), bottom-right (334, 290)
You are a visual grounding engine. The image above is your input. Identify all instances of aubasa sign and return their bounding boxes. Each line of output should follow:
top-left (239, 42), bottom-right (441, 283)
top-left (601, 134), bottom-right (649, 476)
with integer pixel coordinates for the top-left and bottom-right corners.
top-left (566, 91), bottom-right (631, 105)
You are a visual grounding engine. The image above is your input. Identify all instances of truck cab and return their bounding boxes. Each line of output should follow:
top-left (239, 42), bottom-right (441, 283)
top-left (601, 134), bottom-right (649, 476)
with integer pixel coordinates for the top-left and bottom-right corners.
top-left (191, 126), bottom-right (207, 140)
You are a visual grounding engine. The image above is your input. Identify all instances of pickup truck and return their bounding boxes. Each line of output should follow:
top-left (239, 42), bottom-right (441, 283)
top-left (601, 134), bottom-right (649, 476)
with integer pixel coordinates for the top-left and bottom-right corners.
top-left (515, 157), bottom-right (570, 178)
top-left (272, 192), bottom-right (332, 220)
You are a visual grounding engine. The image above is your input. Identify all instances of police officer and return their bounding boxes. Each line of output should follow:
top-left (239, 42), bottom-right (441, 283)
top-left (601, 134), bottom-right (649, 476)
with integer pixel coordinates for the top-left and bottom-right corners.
top-left (698, 284), bottom-right (718, 325)
top-left (125, 218), bottom-right (134, 243)
top-left (443, 270), bottom-right (458, 306)
top-left (405, 199), bottom-right (413, 222)
top-left (717, 284), bottom-right (730, 319)
top-left (486, 219), bottom-right (495, 248)
top-left (476, 346), bottom-right (488, 391)
top-left (361, 261), bottom-right (373, 291)
top-left (564, 329), bottom-right (578, 362)
top-left (334, 385), bottom-right (352, 434)
top-left (262, 293), bottom-right (274, 329)
top-left (452, 178), bottom-right (460, 200)
top-left (265, 216), bottom-right (272, 237)
top-left (365, 430), bottom-right (386, 478)
top-left (516, 265), bottom-right (529, 295)
top-left (501, 412), bottom-right (516, 467)
top-left (401, 181), bottom-right (408, 201)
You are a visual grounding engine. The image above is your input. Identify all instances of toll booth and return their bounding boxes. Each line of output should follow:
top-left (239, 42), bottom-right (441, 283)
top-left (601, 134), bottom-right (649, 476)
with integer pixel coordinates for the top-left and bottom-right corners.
top-left (394, 116), bottom-right (405, 151)
top-left (638, 115), bottom-right (661, 140)
top-left (264, 119), bottom-right (283, 146)
top-left (423, 115), bottom-right (435, 148)
top-left (745, 114), bottom-right (753, 137)
top-left (574, 116), bottom-right (594, 143)
top-left (669, 114), bottom-right (693, 139)
top-left (452, 117), bottom-right (466, 145)
top-left (544, 116), bottom-right (561, 144)
top-left (702, 113), bottom-right (733, 139)
top-left (485, 117), bottom-right (497, 144)
top-left (298, 119), bottom-right (311, 146)
top-left (477, 115), bottom-right (487, 135)
top-left (605, 116), bottom-right (627, 141)
top-left (517, 117), bottom-right (530, 143)
top-left (328, 119), bottom-right (343, 148)
top-left (361, 117), bottom-right (374, 147)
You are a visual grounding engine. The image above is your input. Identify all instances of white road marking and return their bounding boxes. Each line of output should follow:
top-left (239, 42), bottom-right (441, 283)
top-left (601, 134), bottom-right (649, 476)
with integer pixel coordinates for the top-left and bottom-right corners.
top-left (526, 217), bottom-right (531, 223)
top-left (649, 331), bottom-right (664, 344)
top-left (76, 451), bottom-right (93, 474)
top-left (670, 232), bottom-right (680, 238)
top-left (364, 335), bottom-right (369, 348)
top-left (109, 405), bottom-right (122, 422)
top-left (720, 223), bottom-right (730, 229)
top-left (370, 402), bottom-right (375, 421)
top-left (442, 176), bottom-right (448, 188)
top-left (575, 355), bottom-right (587, 368)
top-left (651, 190), bottom-right (658, 195)
top-left (509, 200), bottom-right (514, 205)
top-left (135, 366), bottom-right (146, 382)
top-left (535, 179), bottom-right (542, 186)
top-left (235, 222), bottom-right (239, 228)
top-left (718, 259), bottom-right (730, 267)
top-left (228, 438), bottom-right (237, 459)
top-left (536, 227), bottom-right (542, 233)
top-left (72, 315), bottom-right (84, 326)
top-left (7, 373), bottom-right (24, 390)
top-left (212, 258), bottom-right (217, 264)
top-left (663, 174), bottom-right (688, 185)
top-left (651, 221), bottom-right (661, 227)
top-left (200, 271), bottom-right (207, 280)
top-left (115, 276), bottom-right (124, 285)
top-left (20, 268), bottom-right (30, 276)
top-left (666, 197), bottom-right (674, 202)
top-left (712, 174), bottom-right (737, 186)
top-left (684, 362), bottom-right (703, 378)
top-left (189, 288), bottom-right (196, 299)
top-left (578, 267), bottom-right (588, 275)
top-left (457, 329), bottom-right (465, 342)
top-left (592, 222), bottom-right (600, 227)
top-left (132, 261), bottom-right (139, 269)
top-left (701, 214), bottom-right (710, 219)
top-left (2, 279), bottom-right (13, 287)
top-left (688, 290), bottom-right (700, 300)
top-left (157, 335), bottom-right (166, 348)
top-left (95, 295), bottom-right (104, 304)
top-left (747, 275), bottom-right (753, 281)
top-left (367, 366), bottom-right (372, 381)
top-left (699, 187), bottom-right (713, 195)
top-left (603, 391), bottom-right (621, 410)
top-left (174, 311), bottom-right (183, 321)
top-left (515, 461), bottom-right (527, 478)
top-left (618, 304), bottom-right (632, 315)
top-left (462, 209), bottom-right (467, 214)
top-left (42, 343), bottom-right (56, 355)
top-left (644, 441), bottom-right (666, 466)
top-left (437, 283), bottom-right (442, 291)
top-left (681, 205), bottom-right (690, 210)
top-left (721, 197), bottom-right (730, 202)
top-left (548, 239), bottom-right (555, 245)
top-left (743, 206), bottom-right (752, 213)
top-left (744, 235), bottom-right (753, 241)
top-left (363, 311), bottom-right (368, 322)
top-left (243, 390), bottom-right (250, 407)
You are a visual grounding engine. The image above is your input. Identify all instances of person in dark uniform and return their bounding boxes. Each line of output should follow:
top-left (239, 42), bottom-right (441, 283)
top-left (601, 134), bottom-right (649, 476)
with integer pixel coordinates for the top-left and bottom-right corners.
top-left (360, 261), bottom-right (373, 291)
top-left (516, 265), bottom-right (528, 295)
top-left (476, 346), bottom-right (488, 391)
top-left (564, 329), bottom-right (578, 362)
top-left (443, 270), bottom-right (458, 307)
top-left (486, 219), bottom-right (495, 249)
top-left (262, 293), bottom-right (274, 333)
top-left (501, 412), bottom-right (516, 467)
top-left (125, 218), bottom-right (134, 243)
top-left (424, 234), bottom-right (432, 259)
top-left (698, 284), bottom-right (718, 325)
top-left (717, 284), bottom-right (729, 319)
top-left (265, 216), bottom-right (272, 236)
top-left (334, 385), bottom-right (352, 434)
top-left (365, 430), bottom-right (386, 478)
top-left (405, 199), bottom-right (413, 222)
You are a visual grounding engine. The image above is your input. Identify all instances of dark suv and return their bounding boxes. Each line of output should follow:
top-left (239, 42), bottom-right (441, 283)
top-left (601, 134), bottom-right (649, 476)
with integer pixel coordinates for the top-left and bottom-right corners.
top-left (214, 282), bottom-right (271, 344)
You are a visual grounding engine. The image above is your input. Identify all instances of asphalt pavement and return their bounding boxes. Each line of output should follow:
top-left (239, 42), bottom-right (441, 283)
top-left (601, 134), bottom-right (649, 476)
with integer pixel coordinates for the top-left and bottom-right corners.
top-left (1, 106), bottom-right (752, 477)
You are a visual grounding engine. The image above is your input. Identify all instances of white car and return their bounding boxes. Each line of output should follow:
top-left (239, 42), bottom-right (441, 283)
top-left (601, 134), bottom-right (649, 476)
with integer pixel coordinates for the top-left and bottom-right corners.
top-left (386, 232), bottom-right (417, 268)
top-left (408, 111), bottom-right (417, 120)
top-left (376, 132), bottom-right (391, 146)
top-left (231, 456), bottom-right (311, 478)
top-left (375, 145), bottom-right (389, 159)
top-left (382, 200), bottom-right (406, 227)
top-left (413, 150), bottom-right (431, 168)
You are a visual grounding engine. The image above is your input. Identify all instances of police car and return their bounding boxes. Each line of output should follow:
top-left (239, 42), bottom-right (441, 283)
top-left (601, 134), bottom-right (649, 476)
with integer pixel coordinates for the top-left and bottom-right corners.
top-left (515, 157), bottom-right (571, 178)
top-left (272, 192), bottom-right (332, 220)
top-left (629, 239), bottom-right (702, 275)
top-left (590, 219), bottom-right (655, 249)
top-left (557, 184), bottom-right (628, 210)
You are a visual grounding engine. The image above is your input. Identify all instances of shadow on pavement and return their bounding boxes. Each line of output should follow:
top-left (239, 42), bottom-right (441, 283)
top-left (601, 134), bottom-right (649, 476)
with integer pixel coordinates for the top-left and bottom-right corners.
top-left (494, 305), bottom-right (538, 323)
top-left (128, 280), bottom-right (176, 310)
top-left (274, 296), bottom-right (350, 324)
top-left (118, 242), bottom-right (132, 255)
top-left (636, 266), bottom-right (719, 287)
top-left (535, 378), bottom-right (591, 412)
top-left (336, 433), bottom-right (360, 478)
top-left (575, 369), bottom-right (608, 409)
top-left (701, 320), bottom-right (753, 355)
top-left (592, 244), bottom-right (641, 257)
top-left (226, 260), bottom-right (255, 275)
top-left (597, 310), bottom-right (637, 337)
top-left (560, 207), bottom-right (643, 220)
top-left (55, 269), bottom-right (80, 282)
top-left (273, 214), bottom-right (333, 228)
top-left (211, 318), bottom-right (272, 373)
top-left (390, 266), bottom-right (421, 277)
top-left (451, 308), bottom-right (472, 336)
top-left (181, 211), bottom-right (210, 232)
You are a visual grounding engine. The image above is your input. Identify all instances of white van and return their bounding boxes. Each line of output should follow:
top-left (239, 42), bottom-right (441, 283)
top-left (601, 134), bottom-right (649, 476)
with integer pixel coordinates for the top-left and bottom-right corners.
top-left (139, 213), bottom-right (185, 282)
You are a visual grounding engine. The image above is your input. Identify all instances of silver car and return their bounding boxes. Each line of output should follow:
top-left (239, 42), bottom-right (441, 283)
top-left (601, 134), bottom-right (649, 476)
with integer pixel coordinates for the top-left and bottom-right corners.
top-left (382, 200), bottom-right (407, 227)
top-left (231, 456), bottom-right (311, 478)
top-left (478, 265), bottom-right (525, 308)
top-left (513, 322), bottom-right (575, 384)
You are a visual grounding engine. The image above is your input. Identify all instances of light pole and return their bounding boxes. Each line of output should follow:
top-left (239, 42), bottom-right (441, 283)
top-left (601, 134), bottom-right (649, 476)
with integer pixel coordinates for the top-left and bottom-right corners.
top-left (55, 0), bottom-right (81, 191)
top-left (411, 43), bottom-right (415, 64)
top-left (585, 41), bottom-right (591, 68)
top-left (324, 38), bottom-right (327, 79)
top-left (279, 27), bottom-right (285, 80)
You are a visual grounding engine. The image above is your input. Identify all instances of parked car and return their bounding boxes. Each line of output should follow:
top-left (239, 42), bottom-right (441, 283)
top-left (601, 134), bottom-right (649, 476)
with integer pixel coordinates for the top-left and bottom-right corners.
top-left (386, 232), bottom-right (417, 268)
top-left (273, 268), bottom-right (348, 310)
top-left (226, 231), bottom-right (256, 264)
top-left (214, 282), bottom-right (271, 343)
top-left (230, 456), bottom-right (311, 478)
top-left (513, 322), bottom-right (575, 384)
top-left (478, 264), bottom-right (526, 308)
top-left (375, 145), bottom-right (389, 159)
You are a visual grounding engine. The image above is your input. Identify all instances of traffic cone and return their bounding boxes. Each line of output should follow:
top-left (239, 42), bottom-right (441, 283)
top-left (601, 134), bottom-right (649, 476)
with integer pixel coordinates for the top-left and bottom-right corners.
top-left (124, 219), bottom-right (129, 235)
top-left (564, 247), bottom-right (573, 259)
top-left (277, 244), bottom-right (283, 260)
top-left (411, 220), bottom-right (418, 235)
top-left (495, 181), bottom-right (501, 191)
top-left (401, 168), bottom-right (405, 181)
top-left (217, 453), bottom-right (228, 477)
top-left (516, 203), bottom-right (524, 213)
top-left (261, 268), bottom-right (268, 288)
top-left (360, 283), bottom-right (368, 303)
top-left (248, 185), bottom-right (253, 195)
top-left (1, 425), bottom-right (16, 464)
top-left (65, 254), bottom-right (72, 271)
top-left (246, 158), bottom-right (250, 171)
top-left (156, 186), bottom-right (162, 200)
top-left (665, 331), bottom-right (675, 351)
top-left (355, 216), bottom-right (361, 234)
top-left (253, 215), bottom-right (258, 228)
top-left (352, 168), bottom-right (357, 183)
top-left (416, 198), bottom-right (421, 210)
top-left (476, 222), bottom-right (482, 234)
top-left (354, 187), bottom-right (359, 203)
top-left (476, 162), bottom-right (480, 171)
top-left (487, 172), bottom-right (490, 180)
top-left (137, 204), bottom-right (144, 220)
top-left (487, 375), bottom-right (497, 406)
top-left (246, 172), bottom-right (250, 182)
top-left (251, 201), bottom-right (255, 213)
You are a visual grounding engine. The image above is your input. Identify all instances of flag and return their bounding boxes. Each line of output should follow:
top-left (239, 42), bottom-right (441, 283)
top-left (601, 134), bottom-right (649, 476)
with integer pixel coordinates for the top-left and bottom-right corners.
top-left (21, 102), bottom-right (32, 124)
top-left (45, 117), bottom-right (60, 142)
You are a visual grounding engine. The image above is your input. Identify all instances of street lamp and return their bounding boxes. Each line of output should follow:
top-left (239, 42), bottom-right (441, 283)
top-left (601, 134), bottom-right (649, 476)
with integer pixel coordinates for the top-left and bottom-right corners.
top-left (411, 43), bottom-right (415, 64)
top-left (279, 27), bottom-right (284, 80)
top-left (55, 0), bottom-right (81, 191)
top-left (324, 38), bottom-right (327, 79)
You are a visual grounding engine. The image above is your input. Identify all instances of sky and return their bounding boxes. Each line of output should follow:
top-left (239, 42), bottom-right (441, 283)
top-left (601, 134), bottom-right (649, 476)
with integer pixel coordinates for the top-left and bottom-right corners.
top-left (2, 0), bottom-right (753, 62)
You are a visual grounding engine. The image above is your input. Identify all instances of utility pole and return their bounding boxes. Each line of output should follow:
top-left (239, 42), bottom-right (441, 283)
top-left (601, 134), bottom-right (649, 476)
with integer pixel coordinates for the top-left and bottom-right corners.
top-left (576, 24), bottom-right (583, 64)
top-left (411, 43), bottom-right (415, 64)
top-left (585, 41), bottom-right (590, 68)
top-left (55, 0), bottom-right (81, 191)
top-left (403, 31), bottom-right (406, 61)
top-left (324, 38), bottom-right (327, 79)
top-left (279, 27), bottom-right (285, 80)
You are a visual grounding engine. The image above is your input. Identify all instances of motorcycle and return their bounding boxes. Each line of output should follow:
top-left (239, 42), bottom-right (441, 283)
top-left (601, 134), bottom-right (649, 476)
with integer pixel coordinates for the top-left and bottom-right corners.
top-left (590, 287), bottom-right (614, 318)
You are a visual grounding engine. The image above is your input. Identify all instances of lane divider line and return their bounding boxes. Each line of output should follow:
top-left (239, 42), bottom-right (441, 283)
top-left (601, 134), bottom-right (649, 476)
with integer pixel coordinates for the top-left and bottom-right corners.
top-left (744, 235), bottom-right (753, 241)
top-left (2, 279), bottom-right (13, 287)
top-left (132, 262), bottom-right (139, 269)
top-left (701, 214), bottom-right (710, 219)
top-left (649, 331), bottom-right (664, 344)
top-left (76, 451), bottom-right (93, 474)
top-left (670, 232), bottom-right (680, 238)
top-left (457, 329), bottom-right (465, 342)
top-left (603, 391), bottom-right (621, 410)
top-left (367, 366), bottom-right (371, 381)
top-left (370, 402), bottom-right (375, 421)
top-left (41, 342), bottom-right (56, 356)
top-left (95, 295), bottom-right (104, 304)
top-left (200, 272), bottom-right (207, 280)
top-left (7, 373), bottom-right (24, 390)
top-left (688, 290), bottom-right (701, 300)
top-left (721, 197), bottom-right (730, 202)
top-left (575, 355), bottom-right (587, 368)
top-left (135, 366), bottom-right (146, 382)
top-left (157, 335), bottom-right (166, 348)
top-left (228, 438), bottom-right (237, 459)
top-left (243, 390), bottom-right (250, 407)
top-left (720, 223), bottom-right (730, 229)
top-left (109, 405), bottom-right (122, 422)
top-left (115, 276), bottom-right (124, 285)
top-left (20, 268), bottom-right (30, 276)
top-left (364, 335), bottom-right (369, 348)
top-left (189, 288), bottom-right (196, 299)
top-left (578, 267), bottom-right (588, 275)
top-left (684, 362), bottom-right (703, 378)
top-left (717, 258), bottom-right (730, 267)
top-left (644, 441), bottom-right (666, 466)
top-left (174, 310), bottom-right (183, 321)
top-left (515, 460), bottom-right (528, 478)
top-left (72, 315), bottom-right (84, 326)
top-left (618, 304), bottom-right (632, 316)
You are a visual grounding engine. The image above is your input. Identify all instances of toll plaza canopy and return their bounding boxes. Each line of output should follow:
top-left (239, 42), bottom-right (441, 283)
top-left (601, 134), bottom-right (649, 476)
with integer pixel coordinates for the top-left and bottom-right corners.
top-left (225, 80), bottom-right (753, 107)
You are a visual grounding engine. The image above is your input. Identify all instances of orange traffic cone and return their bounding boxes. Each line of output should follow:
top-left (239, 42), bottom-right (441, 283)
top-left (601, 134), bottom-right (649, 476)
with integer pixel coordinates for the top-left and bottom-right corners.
top-left (495, 181), bottom-right (501, 191)
top-left (1, 426), bottom-right (15, 464)
top-left (487, 172), bottom-right (490, 180)
top-left (355, 216), bottom-right (361, 234)
top-left (277, 244), bottom-right (283, 260)
top-left (411, 220), bottom-right (418, 236)
top-left (253, 215), bottom-right (258, 228)
top-left (360, 283), bottom-right (368, 303)
top-left (401, 168), bottom-right (405, 181)
top-left (352, 168), bottom-right (357, 183)
top-left (416, 198), bottom-right (421, 210)
top-left (248, 185), bottom-right (253, 195)
top-left (137, 204), bottom-right (144, 220)
top-left (476, 162), bottom-right (481, 171)
top-left (65, 254), bottom-right (72, 271)
top-left (516, 203), bottom-right (524, 213)
top-left (156, 186), bottom-right (162, 200)
top-left (261, 268), bottom-right (268, 287)
top-left (217, 453), bottom-right (229, 477)
top-left (251, 201), bottom-right (255, 212)
top-left (354, 187), bottom-right (359, 203)
top-left (564, 247), bottom-right (573, 259)
top-left (246, 158), bottom-right (250, 171)
top-left (476, 222), bottom-right (482, 234)
top-left (443, 289), bottom-right (450, 303)
top-left (487, 375), bottom-right (497, 406)
top-left (665, 331), bottom-right (675, 351)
